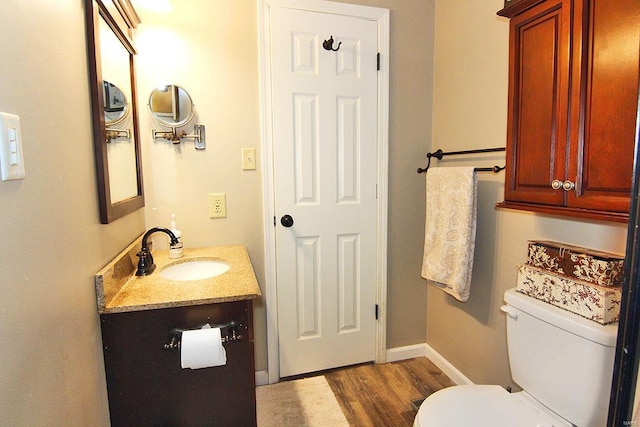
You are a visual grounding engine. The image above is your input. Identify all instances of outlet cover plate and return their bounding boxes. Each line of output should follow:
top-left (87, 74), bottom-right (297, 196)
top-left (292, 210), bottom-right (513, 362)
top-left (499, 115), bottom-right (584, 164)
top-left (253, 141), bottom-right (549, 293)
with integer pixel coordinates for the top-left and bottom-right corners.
top-left (209, 192), bottom-right (227, 218)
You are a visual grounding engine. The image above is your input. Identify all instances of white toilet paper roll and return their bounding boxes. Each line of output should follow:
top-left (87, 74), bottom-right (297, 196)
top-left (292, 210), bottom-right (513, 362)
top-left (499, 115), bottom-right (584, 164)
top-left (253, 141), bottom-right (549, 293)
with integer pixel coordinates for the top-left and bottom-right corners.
top-left (180, 326), bottom-right (227, 369)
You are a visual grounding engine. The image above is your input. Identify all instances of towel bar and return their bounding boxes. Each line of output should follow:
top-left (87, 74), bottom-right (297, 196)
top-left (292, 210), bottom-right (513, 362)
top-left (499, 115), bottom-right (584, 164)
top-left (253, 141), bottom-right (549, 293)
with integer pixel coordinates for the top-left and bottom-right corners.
top-left (417, 147), bottom-right (506, 173)
top-left (475, 165), bottom-right (506, 173)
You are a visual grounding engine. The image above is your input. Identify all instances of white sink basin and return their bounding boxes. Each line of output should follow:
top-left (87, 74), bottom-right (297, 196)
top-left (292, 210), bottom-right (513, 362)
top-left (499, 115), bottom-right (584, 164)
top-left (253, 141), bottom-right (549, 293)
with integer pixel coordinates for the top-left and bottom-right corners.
top-left (159, 260), bottom-right (230, 281)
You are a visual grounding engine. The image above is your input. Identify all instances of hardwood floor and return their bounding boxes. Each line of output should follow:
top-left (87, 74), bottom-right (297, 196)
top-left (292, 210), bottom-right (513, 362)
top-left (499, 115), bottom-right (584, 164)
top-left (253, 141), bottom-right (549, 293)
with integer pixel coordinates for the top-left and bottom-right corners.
top-left (324, 357), bottom-right (456, 427)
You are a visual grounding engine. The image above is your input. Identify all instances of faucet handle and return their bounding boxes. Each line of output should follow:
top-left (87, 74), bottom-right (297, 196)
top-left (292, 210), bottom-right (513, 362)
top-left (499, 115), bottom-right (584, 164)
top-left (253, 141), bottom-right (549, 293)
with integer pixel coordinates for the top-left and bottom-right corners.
top-left (136, 248), bottom-right (156, 276)
top-left (137, 227), bottom-right (176, 276)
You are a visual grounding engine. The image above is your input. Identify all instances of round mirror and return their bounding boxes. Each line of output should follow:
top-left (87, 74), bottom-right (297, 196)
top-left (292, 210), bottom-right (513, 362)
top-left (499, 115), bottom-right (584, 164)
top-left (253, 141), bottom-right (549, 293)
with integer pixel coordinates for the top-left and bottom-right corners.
top-left (103, 81), bottom-right (129, 125)
top-left (148, 84), bottom-right (195, 127)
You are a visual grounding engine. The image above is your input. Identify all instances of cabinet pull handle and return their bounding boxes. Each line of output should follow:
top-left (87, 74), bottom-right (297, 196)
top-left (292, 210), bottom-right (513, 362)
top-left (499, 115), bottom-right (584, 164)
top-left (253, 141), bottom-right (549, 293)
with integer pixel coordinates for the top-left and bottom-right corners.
top-left (551, 179), bottom-right (563, 190)
top-left (562, 180), bottom-right (575, 191)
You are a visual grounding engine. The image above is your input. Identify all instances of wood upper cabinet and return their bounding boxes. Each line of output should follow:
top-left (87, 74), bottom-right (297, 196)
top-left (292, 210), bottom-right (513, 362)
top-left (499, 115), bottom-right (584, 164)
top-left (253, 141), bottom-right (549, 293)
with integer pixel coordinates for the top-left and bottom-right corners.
top-left (498, 0), bottom-right (640, 223)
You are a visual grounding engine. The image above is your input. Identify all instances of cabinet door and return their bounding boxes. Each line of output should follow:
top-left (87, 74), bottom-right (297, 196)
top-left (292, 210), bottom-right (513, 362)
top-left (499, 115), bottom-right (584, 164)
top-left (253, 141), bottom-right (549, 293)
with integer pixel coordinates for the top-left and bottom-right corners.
top-left (504, 0), bottom-right (571, 206)
top-left (101, 301), bottom-right (256, 427)
top-left (567, 0), bottom-right (640, 213)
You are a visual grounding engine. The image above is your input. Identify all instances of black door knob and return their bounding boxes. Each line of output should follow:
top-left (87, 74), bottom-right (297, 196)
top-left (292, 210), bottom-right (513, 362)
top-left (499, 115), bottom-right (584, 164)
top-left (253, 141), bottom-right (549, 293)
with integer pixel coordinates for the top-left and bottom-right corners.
top-left (280, 214), bottom-right (294, 227)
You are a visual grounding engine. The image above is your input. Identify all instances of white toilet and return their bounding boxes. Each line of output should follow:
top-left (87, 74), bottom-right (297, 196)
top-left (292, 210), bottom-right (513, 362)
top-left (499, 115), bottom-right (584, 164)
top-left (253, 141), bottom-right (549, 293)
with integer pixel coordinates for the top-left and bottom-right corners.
top-left (414, 288), bottom-right (618, 427)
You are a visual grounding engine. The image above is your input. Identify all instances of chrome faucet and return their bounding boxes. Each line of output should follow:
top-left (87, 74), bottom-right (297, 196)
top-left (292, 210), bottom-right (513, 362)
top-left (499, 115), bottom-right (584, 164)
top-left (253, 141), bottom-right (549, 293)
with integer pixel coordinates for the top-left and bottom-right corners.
top-left (136, 227), bottom-right (179, 276)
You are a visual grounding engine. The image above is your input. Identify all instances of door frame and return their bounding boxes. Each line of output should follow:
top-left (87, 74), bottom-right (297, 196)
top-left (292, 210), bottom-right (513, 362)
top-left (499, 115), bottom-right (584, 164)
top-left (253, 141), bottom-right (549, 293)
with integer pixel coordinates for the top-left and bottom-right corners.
top-left (258, 0), bottom-right (390, 383)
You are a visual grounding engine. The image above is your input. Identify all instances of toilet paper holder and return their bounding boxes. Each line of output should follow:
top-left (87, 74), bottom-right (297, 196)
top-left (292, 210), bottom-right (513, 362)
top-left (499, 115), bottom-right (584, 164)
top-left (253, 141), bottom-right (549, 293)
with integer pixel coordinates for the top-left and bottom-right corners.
top-left (163, 320), bottom-right (244, 350)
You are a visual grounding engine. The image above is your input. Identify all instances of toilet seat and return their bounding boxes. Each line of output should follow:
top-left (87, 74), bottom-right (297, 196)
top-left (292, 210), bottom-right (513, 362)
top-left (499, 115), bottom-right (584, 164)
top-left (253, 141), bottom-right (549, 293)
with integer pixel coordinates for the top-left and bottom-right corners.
top-left (414, 385), bottom-right (572, 427)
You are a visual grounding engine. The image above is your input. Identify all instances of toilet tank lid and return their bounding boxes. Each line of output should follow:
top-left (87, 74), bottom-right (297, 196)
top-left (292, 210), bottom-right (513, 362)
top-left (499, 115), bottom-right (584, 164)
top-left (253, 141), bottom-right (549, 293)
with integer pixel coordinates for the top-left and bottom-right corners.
top-left (504, 288), bottom-right (618, 347)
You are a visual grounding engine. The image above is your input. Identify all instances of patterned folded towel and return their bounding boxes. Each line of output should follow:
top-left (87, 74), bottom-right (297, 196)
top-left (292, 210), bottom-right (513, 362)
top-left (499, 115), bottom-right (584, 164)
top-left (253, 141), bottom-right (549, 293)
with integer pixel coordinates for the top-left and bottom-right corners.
top-left (421, 167), bottom-right (477, 302)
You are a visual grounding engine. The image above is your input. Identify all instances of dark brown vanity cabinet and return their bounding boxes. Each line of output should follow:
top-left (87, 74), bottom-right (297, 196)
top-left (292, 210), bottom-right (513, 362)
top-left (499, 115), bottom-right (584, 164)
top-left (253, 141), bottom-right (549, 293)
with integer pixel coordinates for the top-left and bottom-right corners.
top-left (100, 300), bottom-right (256, 427)
top-left (497, 0), bottom-right (640, 222)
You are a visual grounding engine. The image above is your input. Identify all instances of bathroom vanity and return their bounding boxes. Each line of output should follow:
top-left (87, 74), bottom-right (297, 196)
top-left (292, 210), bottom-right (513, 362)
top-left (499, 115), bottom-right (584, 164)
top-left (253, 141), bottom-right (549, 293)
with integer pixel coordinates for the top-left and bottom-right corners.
top-left (95, 239), bottom-right (261, 426)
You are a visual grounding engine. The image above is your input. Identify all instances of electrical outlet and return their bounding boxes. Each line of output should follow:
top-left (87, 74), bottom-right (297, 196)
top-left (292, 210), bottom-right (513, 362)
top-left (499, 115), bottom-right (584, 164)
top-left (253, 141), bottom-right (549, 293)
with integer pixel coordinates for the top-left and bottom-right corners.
top-left (208, 193), bottom-right (227, 218)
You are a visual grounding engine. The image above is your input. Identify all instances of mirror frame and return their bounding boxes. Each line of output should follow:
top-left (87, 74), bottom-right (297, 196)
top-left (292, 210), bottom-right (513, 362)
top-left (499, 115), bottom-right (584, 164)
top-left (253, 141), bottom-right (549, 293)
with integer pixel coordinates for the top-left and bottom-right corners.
top-left (148, 85), bottom-right (196, 128)
top-left (85, 0), bottom-right (144, 224)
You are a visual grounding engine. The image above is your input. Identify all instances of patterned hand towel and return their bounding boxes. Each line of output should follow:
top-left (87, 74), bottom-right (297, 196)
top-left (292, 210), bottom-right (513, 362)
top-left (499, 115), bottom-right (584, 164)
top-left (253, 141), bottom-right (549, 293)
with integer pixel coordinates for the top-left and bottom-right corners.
top-left (421, 167), bottom-right (477, 302)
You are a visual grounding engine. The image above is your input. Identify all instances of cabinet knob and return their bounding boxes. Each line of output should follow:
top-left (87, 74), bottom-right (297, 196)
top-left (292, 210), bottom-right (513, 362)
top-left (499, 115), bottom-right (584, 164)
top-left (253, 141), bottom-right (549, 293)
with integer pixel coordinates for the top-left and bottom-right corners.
top-left (562, 180), bottom-right (575, 191)
top-left (551, 179), bottom-right (563, 190)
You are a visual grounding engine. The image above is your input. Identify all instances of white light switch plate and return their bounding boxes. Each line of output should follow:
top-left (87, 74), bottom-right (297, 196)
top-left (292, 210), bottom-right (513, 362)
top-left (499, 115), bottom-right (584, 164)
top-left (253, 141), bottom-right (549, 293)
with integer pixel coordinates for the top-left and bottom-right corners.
top-left (0, 112), bottom-right (26, 181)
top-left (242, 148), bottom-right (256, 170)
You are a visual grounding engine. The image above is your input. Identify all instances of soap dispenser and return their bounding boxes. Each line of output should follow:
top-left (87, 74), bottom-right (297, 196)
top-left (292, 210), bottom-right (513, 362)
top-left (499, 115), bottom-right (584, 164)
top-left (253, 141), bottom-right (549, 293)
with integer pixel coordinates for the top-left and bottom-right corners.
top-left (168, 214), bottom-right (183, 259)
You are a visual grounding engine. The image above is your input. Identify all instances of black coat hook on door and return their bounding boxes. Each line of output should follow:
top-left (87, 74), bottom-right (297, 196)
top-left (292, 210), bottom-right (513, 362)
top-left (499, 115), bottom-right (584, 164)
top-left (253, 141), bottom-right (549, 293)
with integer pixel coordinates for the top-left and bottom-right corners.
top-left (323, 35), bottom-right (341, 52)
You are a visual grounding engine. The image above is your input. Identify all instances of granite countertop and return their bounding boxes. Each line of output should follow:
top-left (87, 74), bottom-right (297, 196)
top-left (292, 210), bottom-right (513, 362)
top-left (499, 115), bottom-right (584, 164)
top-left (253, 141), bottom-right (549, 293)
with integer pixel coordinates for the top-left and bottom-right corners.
top-left (95, 236), bottom-right (262, 314)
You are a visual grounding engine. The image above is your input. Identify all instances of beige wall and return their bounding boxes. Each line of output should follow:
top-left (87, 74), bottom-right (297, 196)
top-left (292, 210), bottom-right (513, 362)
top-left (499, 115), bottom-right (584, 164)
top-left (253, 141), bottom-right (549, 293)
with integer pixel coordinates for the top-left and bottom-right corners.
top-left (0, 1), bottom-right (434, 422)
top-left (428, 0), bottom-right (628, 387)
top-left (1, 0), bottom-right (632, 424)
top-left (135, 0), bottom-right (269, 369)
top-left (134, 0), bottom-right (435, 372)
top-left (0, 1), bottom-right (143, 424)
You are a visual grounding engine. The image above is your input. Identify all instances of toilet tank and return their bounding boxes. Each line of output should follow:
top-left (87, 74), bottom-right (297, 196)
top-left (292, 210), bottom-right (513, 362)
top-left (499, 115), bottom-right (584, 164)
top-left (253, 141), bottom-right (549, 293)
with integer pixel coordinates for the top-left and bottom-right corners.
top-left (503, 289), bottom-right (618, 427)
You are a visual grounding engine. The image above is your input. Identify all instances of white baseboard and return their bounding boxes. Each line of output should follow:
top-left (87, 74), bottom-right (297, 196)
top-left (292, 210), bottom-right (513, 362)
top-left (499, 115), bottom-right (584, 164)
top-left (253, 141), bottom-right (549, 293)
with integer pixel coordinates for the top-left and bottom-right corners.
top-left (384, 343), bottom-right (473, 385)
top-left (255, 370), bottom-right (269, 386)
top-left (255, 343), bottom-right (473, 387)
top-left (385, 343), bottom-right (428, 362)
top-left (424, 343), bottom-right (473, 385)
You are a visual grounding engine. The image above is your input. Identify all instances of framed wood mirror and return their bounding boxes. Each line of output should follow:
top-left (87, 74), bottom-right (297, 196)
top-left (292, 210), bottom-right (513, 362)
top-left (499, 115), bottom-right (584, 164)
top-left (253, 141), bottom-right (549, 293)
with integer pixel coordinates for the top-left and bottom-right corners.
top-left (85, 0), bottom-right (144, 224)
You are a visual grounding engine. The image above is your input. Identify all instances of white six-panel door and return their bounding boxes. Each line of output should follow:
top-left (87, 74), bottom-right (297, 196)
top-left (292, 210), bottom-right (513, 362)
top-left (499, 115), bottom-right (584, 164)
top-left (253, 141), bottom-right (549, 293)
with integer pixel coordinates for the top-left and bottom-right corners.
top-left (270, 7), bottom-right (379, 377)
